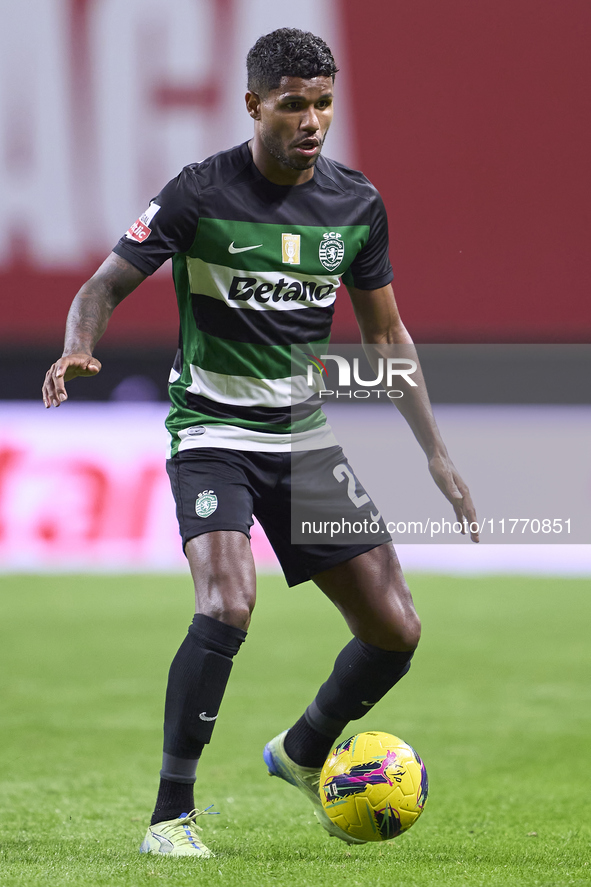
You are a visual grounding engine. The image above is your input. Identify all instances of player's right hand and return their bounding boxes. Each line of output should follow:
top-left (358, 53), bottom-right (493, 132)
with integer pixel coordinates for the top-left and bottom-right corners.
top-left (42, 353), bottom-right (102, 408)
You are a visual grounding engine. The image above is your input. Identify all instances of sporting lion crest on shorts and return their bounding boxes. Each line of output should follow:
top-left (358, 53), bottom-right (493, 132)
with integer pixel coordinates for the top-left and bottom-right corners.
top-left (195, 490), bottom-right (218, 518)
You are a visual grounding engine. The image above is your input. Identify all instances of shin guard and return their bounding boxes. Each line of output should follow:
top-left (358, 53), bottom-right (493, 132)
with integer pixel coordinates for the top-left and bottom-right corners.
top-left (306, 638), bottom-right (414, 737)
top-left (162, 614), bottom-right (246, 760)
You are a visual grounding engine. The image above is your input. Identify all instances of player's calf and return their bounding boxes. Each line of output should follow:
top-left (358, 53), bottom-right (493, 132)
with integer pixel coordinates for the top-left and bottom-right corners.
top-left (284, 637), bottom-right (416, 770)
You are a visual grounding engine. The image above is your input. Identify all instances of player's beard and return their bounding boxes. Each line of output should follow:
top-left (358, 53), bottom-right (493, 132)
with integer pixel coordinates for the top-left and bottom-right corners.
top-left (260, 128), bottom-right (325, 171)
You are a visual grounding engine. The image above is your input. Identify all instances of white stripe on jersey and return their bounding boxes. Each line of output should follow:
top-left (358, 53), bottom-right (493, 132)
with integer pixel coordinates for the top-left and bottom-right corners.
top-left (187, 364), bottom-right (324, 408)
top-left (175, 421), bottom-right (338, 454)
top-left (185, 257), bottom-right (339, 311)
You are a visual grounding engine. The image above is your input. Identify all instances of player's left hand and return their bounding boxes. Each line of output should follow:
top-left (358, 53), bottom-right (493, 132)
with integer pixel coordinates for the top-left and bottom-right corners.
top-left (428, 454), bottom-right (479, 542)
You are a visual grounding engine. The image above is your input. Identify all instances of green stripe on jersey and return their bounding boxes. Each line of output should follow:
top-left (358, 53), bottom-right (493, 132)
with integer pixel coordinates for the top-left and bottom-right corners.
top-left (190, 218), bottom-right (370, 277)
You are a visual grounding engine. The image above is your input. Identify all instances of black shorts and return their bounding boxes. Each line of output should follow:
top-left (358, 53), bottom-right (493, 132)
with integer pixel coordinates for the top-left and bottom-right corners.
top-left (166, 446), bottom-right (391, 587)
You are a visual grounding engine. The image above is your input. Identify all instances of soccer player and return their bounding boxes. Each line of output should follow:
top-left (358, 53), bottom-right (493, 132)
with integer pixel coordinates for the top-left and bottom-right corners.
top-left (43, 28), bottom-right (478, 857)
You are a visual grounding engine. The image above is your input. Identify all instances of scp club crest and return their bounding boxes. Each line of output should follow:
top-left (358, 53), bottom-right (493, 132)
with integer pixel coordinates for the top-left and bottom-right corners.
top-left (195, 490), bottom-right (218, 518)
top-left (319, 231), bottom-right (345, 271)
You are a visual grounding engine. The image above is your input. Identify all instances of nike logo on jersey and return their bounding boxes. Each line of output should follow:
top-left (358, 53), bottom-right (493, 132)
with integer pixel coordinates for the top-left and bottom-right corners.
top-left (199, 712), bottom-right (218, 722)
top-left (228, 242), bottom-right (263, 254)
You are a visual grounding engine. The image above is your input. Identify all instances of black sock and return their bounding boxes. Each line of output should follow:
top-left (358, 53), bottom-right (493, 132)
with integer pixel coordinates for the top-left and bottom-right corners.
top-left (285, 638), bottom-right (414, 768)
top-left (151, 614), bottom-right (246, 824)
top-left (284, 714), bottom-right (337, 768)
top-left (151, 778), bottom-right (195, 825)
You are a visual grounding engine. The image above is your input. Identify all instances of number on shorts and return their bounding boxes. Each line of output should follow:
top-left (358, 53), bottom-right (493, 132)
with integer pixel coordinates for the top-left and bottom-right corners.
top-left (333, 463), bottom-right (370, 509)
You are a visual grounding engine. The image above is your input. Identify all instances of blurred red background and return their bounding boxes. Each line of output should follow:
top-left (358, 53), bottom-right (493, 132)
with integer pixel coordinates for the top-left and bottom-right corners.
top-left (1, 0), bottom-right (589, 348)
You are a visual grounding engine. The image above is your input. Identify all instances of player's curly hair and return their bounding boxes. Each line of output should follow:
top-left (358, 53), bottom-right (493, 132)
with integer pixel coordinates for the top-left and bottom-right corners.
top-left (247, 28), bottom-right (338, 95)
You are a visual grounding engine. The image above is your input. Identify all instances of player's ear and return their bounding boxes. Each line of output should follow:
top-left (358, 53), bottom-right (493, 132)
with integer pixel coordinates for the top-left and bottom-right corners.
top-left (245, 91), bottom-right (261, 120)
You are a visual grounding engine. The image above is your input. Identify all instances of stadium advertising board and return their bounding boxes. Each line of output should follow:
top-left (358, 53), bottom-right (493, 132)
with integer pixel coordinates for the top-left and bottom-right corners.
top-left (1, 401), bottom-right (589, 574)
top-left (1, 0), bottom-right (589, 345)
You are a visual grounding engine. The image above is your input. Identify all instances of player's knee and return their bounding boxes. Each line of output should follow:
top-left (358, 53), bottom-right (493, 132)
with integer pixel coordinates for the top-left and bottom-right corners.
top-left (192, 561), bottom-right (256, 630)
top-left (368, 608), bottom-right (421, 652)
top-left (197, 583), bottom-right (255, 631)
top-left (387, 578), bottom-right (422, 650)
top-left (214, 603), bottom-right (253, 631)
top-left (395, 610), bottom-right (421, 651)
top-left (199, 596), bottom-right (254, 631)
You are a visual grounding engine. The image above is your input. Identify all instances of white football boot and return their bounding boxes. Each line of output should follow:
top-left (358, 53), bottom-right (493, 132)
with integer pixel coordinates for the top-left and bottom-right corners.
top-left (140, 808), bottom-right (215, 857)
top-left (263, 730), bottom-right (366, 844)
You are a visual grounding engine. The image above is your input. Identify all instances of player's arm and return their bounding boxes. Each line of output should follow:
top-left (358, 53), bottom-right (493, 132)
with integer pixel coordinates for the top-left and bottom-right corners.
top-left (347, 282), bottom-right (479, 542)
top-left (42, 252), bottom-right (146, 408)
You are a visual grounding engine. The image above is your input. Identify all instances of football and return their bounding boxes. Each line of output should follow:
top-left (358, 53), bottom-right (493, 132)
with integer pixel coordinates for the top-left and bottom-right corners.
top-left (319, 731), bottom-right (428, 843)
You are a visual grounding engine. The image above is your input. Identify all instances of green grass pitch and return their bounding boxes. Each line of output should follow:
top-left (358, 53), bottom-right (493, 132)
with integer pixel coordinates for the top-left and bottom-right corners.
top-left (0, 571), bottom-right (589, 886)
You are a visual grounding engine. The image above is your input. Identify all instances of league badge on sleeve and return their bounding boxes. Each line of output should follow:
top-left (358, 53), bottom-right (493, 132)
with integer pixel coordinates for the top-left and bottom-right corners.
top-left (319, 232), bottom-right (345, 271)
top-left (125, 202), bottom-right (161, 243)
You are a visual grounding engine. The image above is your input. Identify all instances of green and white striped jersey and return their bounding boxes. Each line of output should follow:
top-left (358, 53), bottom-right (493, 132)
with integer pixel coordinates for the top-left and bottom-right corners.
top-left (114, 142), bottom-right (393, 455)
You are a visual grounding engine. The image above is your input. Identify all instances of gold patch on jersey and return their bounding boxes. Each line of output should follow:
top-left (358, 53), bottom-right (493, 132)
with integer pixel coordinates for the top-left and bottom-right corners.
top-left (282, 233), bottom-right (301, 265)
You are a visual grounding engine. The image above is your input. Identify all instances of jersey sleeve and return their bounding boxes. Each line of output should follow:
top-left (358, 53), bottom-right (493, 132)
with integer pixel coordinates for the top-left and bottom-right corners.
top-left (342, 191), bottom-right (394, 290)
top-left (112, 167), bottom-right (200, 275)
